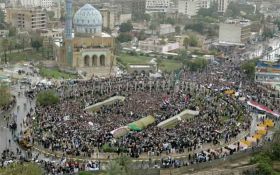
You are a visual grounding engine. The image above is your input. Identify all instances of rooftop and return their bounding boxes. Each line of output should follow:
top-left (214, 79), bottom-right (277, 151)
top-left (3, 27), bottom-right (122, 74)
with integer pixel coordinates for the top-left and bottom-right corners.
top-left (224, 19), bottom-right (251, 27)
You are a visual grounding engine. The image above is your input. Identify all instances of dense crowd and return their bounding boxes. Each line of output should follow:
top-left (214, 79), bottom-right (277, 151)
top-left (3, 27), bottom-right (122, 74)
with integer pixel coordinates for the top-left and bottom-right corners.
top-left (24, 59), bottom-right (274, 161)
top-left (0, 57), bottom-right (279, 175)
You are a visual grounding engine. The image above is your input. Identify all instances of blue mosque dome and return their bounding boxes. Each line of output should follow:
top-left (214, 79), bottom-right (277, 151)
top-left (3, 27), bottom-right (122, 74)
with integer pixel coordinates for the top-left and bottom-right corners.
top-left (73, 4), bottom-right (102, 34)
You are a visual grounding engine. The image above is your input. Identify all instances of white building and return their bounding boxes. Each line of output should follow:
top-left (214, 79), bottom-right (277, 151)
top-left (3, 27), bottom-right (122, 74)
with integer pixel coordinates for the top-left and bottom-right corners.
top-left (40, 0), bottom-right (53, 8)
top-left (262, 38), bottom-right (280, 62)
top-left (158, 24), bottom-right (175, 35)
top-left (19, 0), bottom-right (53, 8)
top-left (255, 62), bottom-right (280, 88)
top-left (138, 37), bottom-right (180, 53)
top-left (200, 0), bottom-right (211, 8)
top-left (178, 0), bottom-right (201, 17)
top-left (146, 0), bottom-right (170, 13)
top-left (217, 0), bottom-right (231, 13)
top-left (19, 0), bottom-right (40, 7)
top-left (40, 28), bottom-right (64, 38)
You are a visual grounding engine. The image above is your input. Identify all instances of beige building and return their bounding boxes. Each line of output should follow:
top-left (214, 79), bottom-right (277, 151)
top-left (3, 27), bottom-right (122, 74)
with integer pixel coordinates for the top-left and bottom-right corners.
top-left (100, 7), bottom-right (132, 30)
top-left (178, 0), bottom-right (201, 17)
top-left (6, 8), bottom-right (47, 31)
top-left (219, 19), bottom-right (251, 45)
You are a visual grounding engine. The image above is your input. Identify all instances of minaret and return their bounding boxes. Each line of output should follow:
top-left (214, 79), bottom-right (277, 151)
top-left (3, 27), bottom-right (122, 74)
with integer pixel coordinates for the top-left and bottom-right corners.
top-left (65, 0), bottom-right (73, 66)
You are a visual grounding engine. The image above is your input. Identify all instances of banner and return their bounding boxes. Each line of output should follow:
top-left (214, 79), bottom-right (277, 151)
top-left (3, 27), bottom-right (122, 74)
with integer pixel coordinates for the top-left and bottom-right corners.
top-left (247, 100), bottom-right (279, 117)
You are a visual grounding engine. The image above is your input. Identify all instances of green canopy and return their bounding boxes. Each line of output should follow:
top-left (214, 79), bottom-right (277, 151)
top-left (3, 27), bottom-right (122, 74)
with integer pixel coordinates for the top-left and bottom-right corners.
top-left (128, 115), bottom-right (155, 131)
top-left (128, 123), bottom-right (142, 131)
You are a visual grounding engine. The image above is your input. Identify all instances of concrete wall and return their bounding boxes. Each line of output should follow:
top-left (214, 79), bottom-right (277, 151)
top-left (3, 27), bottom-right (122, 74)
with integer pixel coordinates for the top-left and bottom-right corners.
top-left (131, 148), bottom-right (260, 175)
top-left (219, 23), bottom-right (242, 44)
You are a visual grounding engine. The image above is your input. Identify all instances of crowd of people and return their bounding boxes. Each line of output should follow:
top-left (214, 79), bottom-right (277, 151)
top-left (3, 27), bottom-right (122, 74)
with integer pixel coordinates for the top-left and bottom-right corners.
top-left (23, 59), bottom-right (276, 163)
top-left (1, 56), bottom-right (279, 175)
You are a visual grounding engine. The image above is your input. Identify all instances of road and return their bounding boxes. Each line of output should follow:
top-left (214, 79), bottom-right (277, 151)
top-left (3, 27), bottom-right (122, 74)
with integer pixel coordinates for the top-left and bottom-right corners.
top-left (0, 65), bottom-right (37, 158)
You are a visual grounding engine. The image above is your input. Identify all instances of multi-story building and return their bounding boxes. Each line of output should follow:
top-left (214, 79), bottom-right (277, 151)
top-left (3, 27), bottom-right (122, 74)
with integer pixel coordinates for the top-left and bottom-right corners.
top-left (6, 8), bottom-right (47, 31)
top-left (100, 6), bottom-right (132, 30)
top-left (255, 61), bottom-right (280, 88)
top-left (145, 0), bottom-right (170, 13)
top-left (219, 19), bottom-right (251, 45)
top-left (200, 0), bottom-right (211, 8)
top-left (40, 0), bottom-right (53, 8)
top-left (19, 0), bottom-right (40, 7)
top-left (178, 0), bottom-right (201, 17)
top-left (262, 38), bottom-right (280, 62)
top-left (100, 8), bottom-right (117, 30)
top-left (217, 0), bottom-right (231, 13)
top-left (109, 0), bottom-right (145, 21)
top-left (132, 0), bottom-right (146, 20)
top-left (13, 0), bottom-right (53, 8)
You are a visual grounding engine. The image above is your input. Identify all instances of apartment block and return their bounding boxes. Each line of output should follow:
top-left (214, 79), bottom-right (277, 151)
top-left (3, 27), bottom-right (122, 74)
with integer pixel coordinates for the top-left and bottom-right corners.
top-left (178, 0), bottom-right (200, 17)
top-left (6, 8), bottom-right (47, 31)
top-left (145, 0), bottom-right (170, 13)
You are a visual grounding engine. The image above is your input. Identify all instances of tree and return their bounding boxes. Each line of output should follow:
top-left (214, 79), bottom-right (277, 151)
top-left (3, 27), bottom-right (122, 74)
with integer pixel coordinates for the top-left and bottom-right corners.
top-left (138, 30), bottom-right (146, 40)
top-left (132, 13), bottom-right (150, 22)
top-left (250, 128), bottom-right (280, 175)
top-left (166, 17), bottom-right (175, 25)
top-left (262, 28), bottom-right (275, 39)
top-left (225, 2), bottom-right (240, 17)
top-left (117, 33), bottom-right (132, 43)
top-left (185, 22), bottom-right (204, 34)
top-left (119, 21), bottom-right (133, 33)
top-left (189, 34), bottom-right (199, 47)
top-left (0, 9), bottom-right (5, 29)
top-left (184, 57), bottom-right (208, 72)
top-left (197, 2), bottom-right (218, 18)
top-left (274, 18), bottom-right (280, 31)
top-left (144, 14), bottom-right (151, 22)
top-left (31, 38), bottom-right (42, 51)
top-left (37, 90), bottom-right (59, 106)
top-left (149, 22), bottom-right (157, 34)
top-left (178, 50), bottom-right (190, 60)
top-left (8, 27), bottom-right (16, 37)
top-left (241, 58), bottom-right (258, 79)
top-left (225, 2), bottom-right (256, 18)
top-left (8, 39), bottom-right (15, 54)
top-left (175, 26), bottom-right (181, 35)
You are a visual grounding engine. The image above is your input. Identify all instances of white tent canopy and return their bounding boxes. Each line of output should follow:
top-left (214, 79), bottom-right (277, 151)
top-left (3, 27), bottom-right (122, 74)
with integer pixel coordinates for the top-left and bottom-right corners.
top-left (157, 110), bottom-right (199, 128)
top-left (85, 96), bottom-right (125, 112)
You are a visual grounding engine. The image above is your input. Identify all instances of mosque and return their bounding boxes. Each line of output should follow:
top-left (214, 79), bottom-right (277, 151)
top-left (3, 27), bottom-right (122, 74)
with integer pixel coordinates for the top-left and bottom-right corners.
top-left (54, 0), bottom-right (116, 77)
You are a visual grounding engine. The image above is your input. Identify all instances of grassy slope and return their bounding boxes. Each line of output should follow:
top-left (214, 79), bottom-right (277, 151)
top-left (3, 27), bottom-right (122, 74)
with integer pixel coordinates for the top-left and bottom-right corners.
top-left (39, 67), bottom-right (78, 79)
